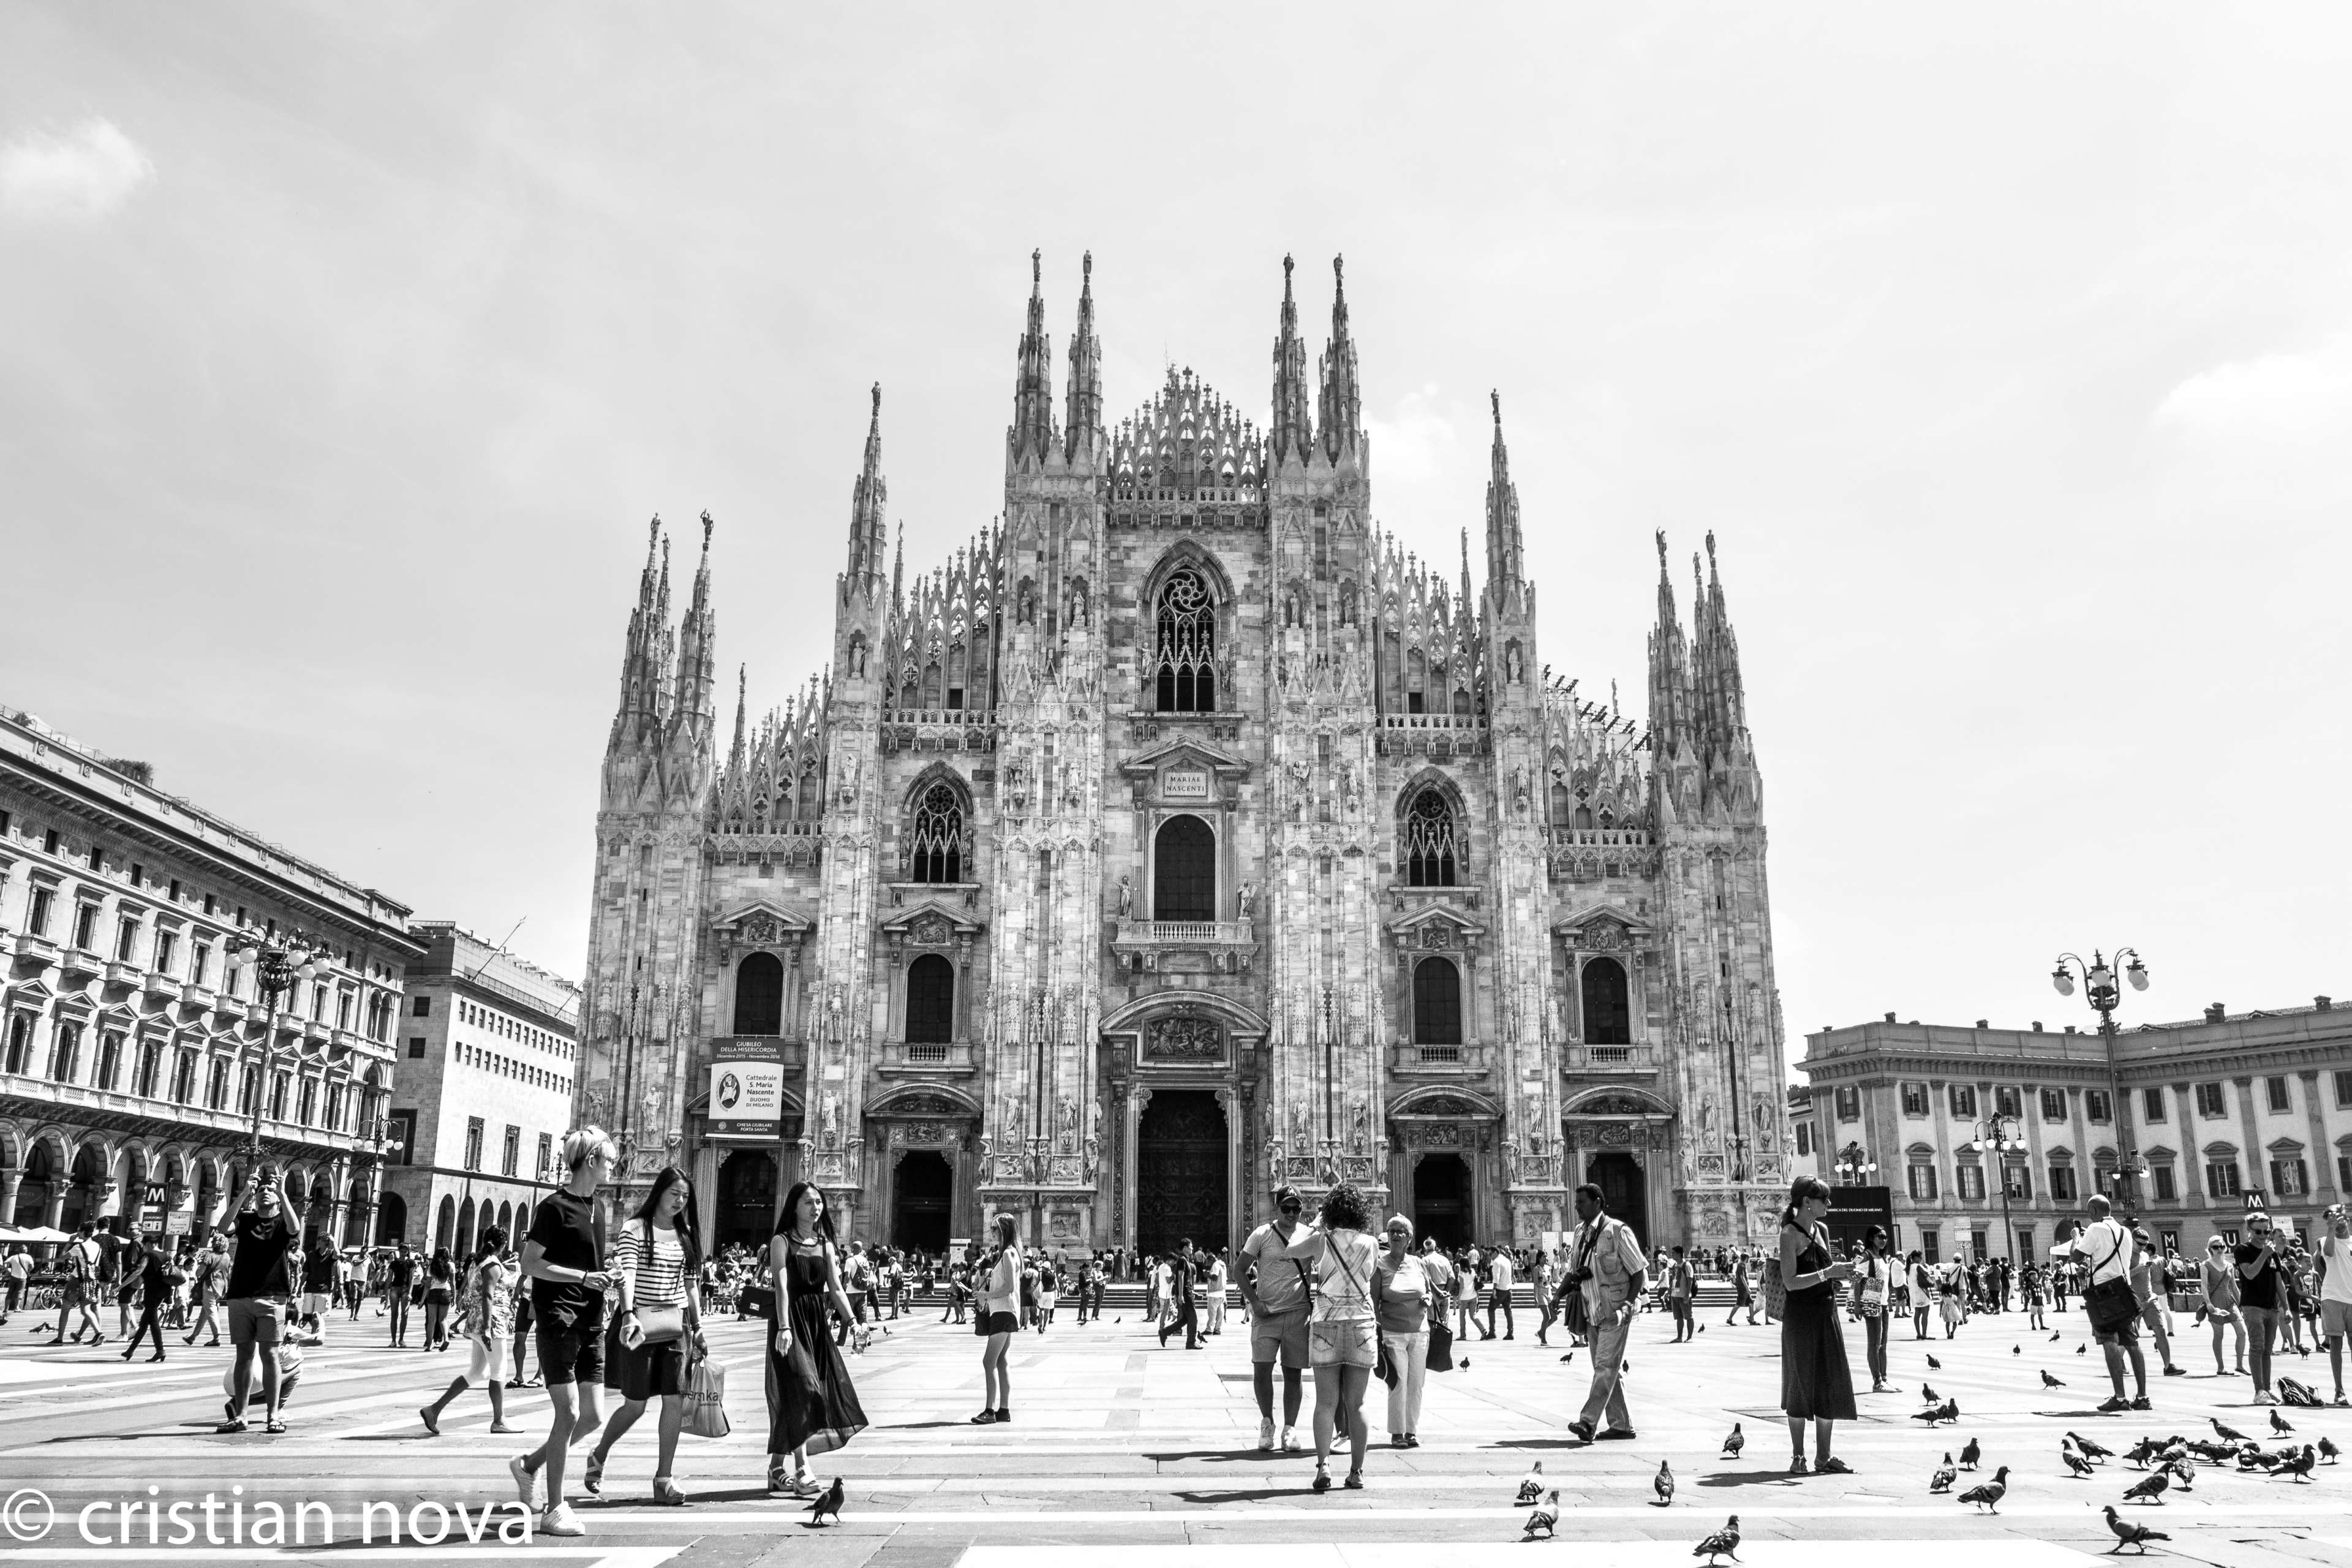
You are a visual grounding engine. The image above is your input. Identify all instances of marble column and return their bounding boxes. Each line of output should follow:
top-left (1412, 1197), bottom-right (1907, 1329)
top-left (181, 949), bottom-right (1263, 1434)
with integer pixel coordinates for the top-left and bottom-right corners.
top-left (1123, 1087), bottom-right (1153, 1248)
top-left (0, 1169), bottom-right (20, 1229)
top-left (1215, 1087), bottom-right (1242, 1257)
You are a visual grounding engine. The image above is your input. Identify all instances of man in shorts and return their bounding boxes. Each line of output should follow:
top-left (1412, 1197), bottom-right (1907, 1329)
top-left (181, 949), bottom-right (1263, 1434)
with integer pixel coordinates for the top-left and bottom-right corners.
top-left (1240, 1186), bottom-right (1312, 1452)
top-left (511, 1127), bottom-right (616, 1537)
top-left (2317, 1203), bottom-right (2351, 1406)
top-left (2068, 1195), bottom-right (2150, 1414)
top-left (217, 1170), bottom-right (300, 1433)
top-left (2128, 1225), bottom-right (2187, 1378)
top-left (1, 1243), bottom-right (31, 1324)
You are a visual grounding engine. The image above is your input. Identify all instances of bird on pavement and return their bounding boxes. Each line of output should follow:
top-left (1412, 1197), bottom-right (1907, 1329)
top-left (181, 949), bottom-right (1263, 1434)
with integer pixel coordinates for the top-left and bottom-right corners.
top-left (2121, 1470), bottom-right (2169, 1506)
top-left (2124, 1438), bottom-right (2160, 1469)
top-left (2103, 1506), bottom-right (2170, 1555)
top-left (1656, 1460), bottom-right (1675, 1506)
top-left (1929, 1454), bottom-right (1956, 1493)
top-left (1523, 1489), bottom-right (1561, 1540)
top-left (1921, 1383), bottom-right (1939, 1404)
top-left (2070, 1431), bottom-right (2114, 1463)
top-left (2013, 1344), bottom-right (2021, 1355)
top-left (2270, 1409), bottom-right (2294, 1436)
top-left (1960, 1438), bottom-right (1981, 1470)
top-left (1926, 1353), bottom-right (1942, 1369)
top-left (804, 1477), bottom-right (845, 1528)
top-left (1912, 1399), bottom-right (1959, 1426)
top-left (1721, 1422), bottom-right (1744, 1460)
top-left (2186, 1439), bottom-right (2235, 1464)
top-left (2042, 1370), bottom-right (2065, 1389)
top-left (2318, 1436), bottom-right (2340, 1463)
top-left (1515, 1461), bottom-right (1547, 1505)
top-left (1460, 1357), bottom-right (1471, 1370)
top-left (2274, 1445), bottom-right (2316, 1483)
top-left (2065, 1444), bottom-right (2094, 1479)
top-left (2051, 1330), bottom-right (2063, 1341)
top-left (1559, 1352), bottom-right (1576, 1364)
top-left (2212, 1417), bottom-right (2250, 1442)
top-left (1958, 1466), bottom-right (2011, 1513)
top-left (2076, 1344), bottom-right (2088, 1355)
top-left (2164, 1460), bottom-right (2195, 1490)
top-left (1692, 1515), bottom-right (1741, 1564)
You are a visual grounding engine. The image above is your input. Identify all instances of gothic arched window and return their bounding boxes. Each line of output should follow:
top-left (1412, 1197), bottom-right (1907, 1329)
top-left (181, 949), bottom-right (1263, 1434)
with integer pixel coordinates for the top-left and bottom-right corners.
top-left (1153, 814), bottom-right (1216, 921)
top-left (1402, 790), bottom-right (1458, 887)
top-left (733, 952), bottom-right (784, 1036)
top-left (908, 784), bottom-right (963, 883)
top-left (906, 953), bottom-right (955, 1044)
top-left (1152, 567), bottom-right (1216, 712)
top-left (1413, 957), bottom-right (1463, 1046)
top-left (1581, 957), bottom-right (1630, 1046)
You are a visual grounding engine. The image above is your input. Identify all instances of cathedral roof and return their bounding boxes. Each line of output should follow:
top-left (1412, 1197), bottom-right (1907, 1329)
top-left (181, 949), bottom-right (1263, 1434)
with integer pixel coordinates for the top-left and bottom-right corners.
top-left (1110, 367), bottom-right (1264, 497)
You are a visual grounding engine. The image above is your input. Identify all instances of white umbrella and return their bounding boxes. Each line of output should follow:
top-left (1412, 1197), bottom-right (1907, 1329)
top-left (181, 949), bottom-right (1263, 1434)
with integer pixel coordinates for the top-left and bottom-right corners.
top-left (12, 1226), bottom-right (73, 1244)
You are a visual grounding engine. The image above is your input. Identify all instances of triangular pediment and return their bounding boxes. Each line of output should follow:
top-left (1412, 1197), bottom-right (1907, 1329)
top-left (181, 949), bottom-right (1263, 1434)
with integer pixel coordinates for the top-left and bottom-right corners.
top-left (1386, 903), bottom-right (1487, 944)
top-left (5, 979), bottom-right (57, 1008)
top-left (1552, 903), bottom-right (1653, 943)
top-left (878, 897), bottom-right (985, 940)
top-left (1120, 736), bottom-right (1250, 778)
top-left (710, 902), bottom-right (814, 947)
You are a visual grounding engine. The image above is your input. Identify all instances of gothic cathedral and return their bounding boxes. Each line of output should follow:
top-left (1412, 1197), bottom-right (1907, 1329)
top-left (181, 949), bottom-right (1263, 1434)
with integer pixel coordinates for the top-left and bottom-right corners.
top-left (579, 254), bottom-right (1790, 1259)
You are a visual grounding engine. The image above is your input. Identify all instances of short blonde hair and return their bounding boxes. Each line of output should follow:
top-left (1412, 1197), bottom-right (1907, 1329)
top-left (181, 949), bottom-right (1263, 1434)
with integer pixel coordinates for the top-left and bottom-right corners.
top-left (1385, 1213), bottom-right (1415, 1238)
top-left (562, 1125), bottom-right (617, 1172)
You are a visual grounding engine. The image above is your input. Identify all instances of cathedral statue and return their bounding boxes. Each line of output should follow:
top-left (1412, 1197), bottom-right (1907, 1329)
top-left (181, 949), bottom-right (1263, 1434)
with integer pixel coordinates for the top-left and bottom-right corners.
top-left (1116, 873), bottom-right (1133, 919)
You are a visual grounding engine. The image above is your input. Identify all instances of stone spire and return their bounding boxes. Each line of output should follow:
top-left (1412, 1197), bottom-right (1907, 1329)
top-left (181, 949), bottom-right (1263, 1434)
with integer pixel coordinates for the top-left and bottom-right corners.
top-left (1692, 530), bottom-right (1748, 752)
top-left (1269, 254), bottom-right (1314, 466)
top-left (1646, 529), bottom-right (1693, 756)
top-left (1317, 254), bottom-right (1362, 464)
top-left (670, 511), bottom-right (717, 734)
top-left (845, 383), bottom-right (888, 591)
top-left (1484, 390), bottom-right (1525, 591)
top-left (728, 663), bottom-right (747, 773)
top-left (1009, 249), bottom-right (1054, 468)
top-left (609, 516), bottom-right (667, 752)
top-left (1065, 250), bottom-right (1101, 463)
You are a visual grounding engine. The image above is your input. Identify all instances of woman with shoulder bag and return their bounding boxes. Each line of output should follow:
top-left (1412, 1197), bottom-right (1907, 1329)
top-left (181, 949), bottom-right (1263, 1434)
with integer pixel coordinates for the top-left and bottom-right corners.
top-left (971, 1215), bottom-right (1022, 1422)
top-left (1290, 1182), bottom-right (1380, 1493)
top-left (1373, 1214), bottom-right (1430, 1449)
top-left (584, 1167), bottom-right (708, 1506)
top-left (1777, 1177), bottom-right (1860, 1474)
top-left (766, 1182), bottom-right (869, 1498)
top-left (1855, 1226), bottom-right (1893, 1392)
top-left (420, 1226), bottom-right (521, 1438)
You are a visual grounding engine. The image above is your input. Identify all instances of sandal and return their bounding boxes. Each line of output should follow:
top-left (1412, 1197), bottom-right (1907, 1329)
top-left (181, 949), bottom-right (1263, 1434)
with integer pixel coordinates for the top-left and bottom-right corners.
top-left (650, 1479), bottom-right (688, 1507)
top-left (1311, 1466), bottom-right (1332, 1493)
top-left (583, 1453), bottom-right (605, 1495)
top-left (1787, 1456), bottom-right (1809, 1475)
top-left (1343, 1471), bottom-right (1364, 1490)
top-left (264, 1419), bottom-right (286, 1434)
top-left (1817, 1457), bottom-right (1854, 1475)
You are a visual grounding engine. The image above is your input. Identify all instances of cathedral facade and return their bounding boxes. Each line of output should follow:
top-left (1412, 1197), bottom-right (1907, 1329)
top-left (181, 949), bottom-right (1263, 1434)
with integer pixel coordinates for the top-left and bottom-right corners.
top-left (579, 255), bottom-right (1790, 1260)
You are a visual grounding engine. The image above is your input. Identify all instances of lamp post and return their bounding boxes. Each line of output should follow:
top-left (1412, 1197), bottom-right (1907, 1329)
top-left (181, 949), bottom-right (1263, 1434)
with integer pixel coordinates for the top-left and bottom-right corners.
top-left (1967, 1113), bottom-right (2027, 1264)
top-left (1833, 1142), bottom-right (1877, 1186)
top-left (2052, 949), bottom-right (2150, 1219)
top-left (224, 932), bottom-right (333, 1187)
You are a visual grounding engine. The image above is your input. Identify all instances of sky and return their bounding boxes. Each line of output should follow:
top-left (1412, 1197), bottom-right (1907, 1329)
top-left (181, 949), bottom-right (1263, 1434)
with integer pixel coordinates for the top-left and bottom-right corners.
top-left (4, 5), bottom-right (2348, 1066)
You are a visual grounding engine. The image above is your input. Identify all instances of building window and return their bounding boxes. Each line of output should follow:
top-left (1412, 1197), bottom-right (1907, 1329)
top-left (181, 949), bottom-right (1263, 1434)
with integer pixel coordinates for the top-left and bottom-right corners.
top-left (113, 917), bottom-right (138, 962)
top-left (1401, 790), bottom-right (1459, 887)
top-left (1579, 958), bottom-right (1630, 1046)
top-left (406, 1036), bottom-right (426, 1058)
top-left (1151, 567), bottom-right (1217, 712)
top-left (905, 953), bottom-right (956, 1044)
top-left (2150, 1164), bottom-right (2177, 1202)
top-left (27, 886), bottom-right (53, 937)
top-left (2205, 1159), bottom-right (2241, 1197)
top-left (733, 952), bottom-right (785, 1036)
top-left (172, 1050), bottom-right (196, 1103)
top-left (1152, 815), bottom-right (1216, 921)
top-left (1907, 1163), bottom-right (1938, 1201)
top-left (268, 1072), bottom-right (289, 1120)
top-left (413, 995), bottom-right (432, 1017)
top-left (52, 1023), bottom-right (81, 1082)
top-left (206, 1057), bottom-right (228, 1109)
top-left (192, 943), bottom-right (210, 986)
top-left (2005, 1164), bottom-right (2032, 1201)
top-left (2195, 1082), bottom-right (2225, 1118)
top-left (2040, 1088), bottom-right (2066, 1121)
top-left (1921, 1227), bottom-right (1940, 1265)
top-left (908, 783), bottom-right (964, 883)
top-left (1949, 1084), bottom-right (1977, 1120)
top-left (2270, 1157), bottom-right (2309, 1197)
top-left (2340, 1155), bottom-right (2352, 1195)
top-left (1994, 1086), bottom-right (2021, 1118)
top-left (154, 930), bottom-right (177, 974)
top-left (464, 1118), bottom-right (484, 1172)
top-left (537, 1133), bottom-right (553, 1181)
top-left (2335, 1070), bottom-right (2352, 1109)
top-left (2143, 1087), bottom-right (2167, 1123)
top-left (87, 843), bottom-right (102, 871)
top-left (502, 1125), bottom-right (521, 1178)
top-left (297, 1079), bottom-right (317, 1126)
top-left (72, 904), bottom-right (97, 951)
top-left (2085, 1090), bottom-right (2111, 1124)
top-left (237, 1065), bottom-right (258, 1115)
top-left (134, 1041), bottom-right (161, 1098)
top-left (2048, 1164), bottom-right (2078, 1202)
top-left (1412, 957), bottom-right (1463, 1046)
top-left (1834, 1087), bottom-right (1861, 1122)
top-left (96, 1032), bottom-right (123, 1090)
top-left (1794, 1121), bottom-right (1814, 1156)
top-left (1901, 1082), bottom-right (1929, 1117)
top-left (2, 1014), bottom-right (29, 1075)
top-left (1955, 1164), bottom-right (1986, 1200)
top-left (2265, 1077), bottom-right (2291, 1113)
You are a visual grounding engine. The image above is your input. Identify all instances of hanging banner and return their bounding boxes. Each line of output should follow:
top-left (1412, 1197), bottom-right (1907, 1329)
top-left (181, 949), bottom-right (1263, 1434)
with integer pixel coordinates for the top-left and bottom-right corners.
top-left (709, 1038), bottom-right (786, 1122)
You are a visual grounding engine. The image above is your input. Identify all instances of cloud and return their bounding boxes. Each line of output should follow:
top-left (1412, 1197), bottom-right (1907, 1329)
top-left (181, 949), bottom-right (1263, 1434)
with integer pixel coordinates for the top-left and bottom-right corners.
top-left (1365, 383), bottom-right (1463, 484)
top-left (2148, 333), bottom-right (2352, 506)
top-left (0, 119), bottom-right (154, 221)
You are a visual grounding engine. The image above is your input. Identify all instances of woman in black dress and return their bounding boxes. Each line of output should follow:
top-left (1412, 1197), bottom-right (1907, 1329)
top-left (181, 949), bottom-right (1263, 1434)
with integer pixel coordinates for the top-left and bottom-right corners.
top-left (1777, 1175), bottom-right (1859, 1474)
top-left (765, 1183), bottom-right (867, 1499)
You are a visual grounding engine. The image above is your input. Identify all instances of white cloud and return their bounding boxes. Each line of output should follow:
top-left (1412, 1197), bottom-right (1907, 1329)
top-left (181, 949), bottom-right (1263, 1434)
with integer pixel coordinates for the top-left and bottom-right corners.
top-left (1365, 383), bottom-right (1462, 484)
top-left (0, 119), bottom-right (154, 221)
top-left (2148, 333), bottom-right (2352, 506)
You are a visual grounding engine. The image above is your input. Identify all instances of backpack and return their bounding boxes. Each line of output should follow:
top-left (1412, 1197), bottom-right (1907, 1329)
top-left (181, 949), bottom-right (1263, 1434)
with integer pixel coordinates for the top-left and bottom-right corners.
top-left (1761, 1256), bottom-right (1787, 1318)
top-left (2277, 1375), bottom-right (2324, 1409)
top-left (96, 1243), bottom-right (119, 1284)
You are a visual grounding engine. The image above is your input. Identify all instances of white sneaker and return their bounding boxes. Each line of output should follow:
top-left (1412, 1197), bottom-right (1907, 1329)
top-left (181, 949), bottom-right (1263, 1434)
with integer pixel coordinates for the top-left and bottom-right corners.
top-left (509, 1454), bottom-right (539, 1509)
top-left (1257, 1416), bottom-right (1276, 1451)
top-left (538, 1502), bottom-right (585, 1537)
top-left (1280, 1426), bottom-right (1302, 1452)
top-left (2254, 1392), bottom-right (2280, 1406)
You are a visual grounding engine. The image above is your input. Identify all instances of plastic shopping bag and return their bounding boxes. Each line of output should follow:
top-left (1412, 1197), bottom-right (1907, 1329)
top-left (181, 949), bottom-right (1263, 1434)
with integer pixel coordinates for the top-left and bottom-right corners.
top-left (684, 1356), bottom-right (730, 1440)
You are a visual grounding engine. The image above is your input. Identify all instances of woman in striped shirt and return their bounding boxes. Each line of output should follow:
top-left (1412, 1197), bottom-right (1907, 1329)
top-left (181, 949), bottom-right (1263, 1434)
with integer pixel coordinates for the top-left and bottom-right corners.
top-left (584, 1166), bottom-right (706, 1506)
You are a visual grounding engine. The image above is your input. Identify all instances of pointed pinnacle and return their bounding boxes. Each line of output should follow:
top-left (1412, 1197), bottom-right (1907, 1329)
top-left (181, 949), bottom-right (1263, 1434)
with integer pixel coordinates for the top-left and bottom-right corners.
top-left (1706, 529), bottom-right (1719, 573)
top-left (1655, 529), bottom-right (1669, 576)
top-left (1031, 247), bottom-right (1041, 287)
top-left (1491, 388), bottom-right (1502, 431)
top-left (1283, 253), bottom-right (1295, 297)
top-left (1082, 249), bottom-right (1093, 287)
top-left (1333, 254), bottom-right (1346, 299)
top-left (700, 509), bottom-right (714, 547)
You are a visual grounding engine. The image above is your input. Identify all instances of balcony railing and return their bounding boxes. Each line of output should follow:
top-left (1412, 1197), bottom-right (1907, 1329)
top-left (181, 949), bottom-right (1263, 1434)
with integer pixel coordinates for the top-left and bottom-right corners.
top-left (1121, 920), bottom-right (1251, 944)
top-left (1380, 712), bottom-right (1488, 731)
top-left (1564, 1043), bottom-right (1657, 1071)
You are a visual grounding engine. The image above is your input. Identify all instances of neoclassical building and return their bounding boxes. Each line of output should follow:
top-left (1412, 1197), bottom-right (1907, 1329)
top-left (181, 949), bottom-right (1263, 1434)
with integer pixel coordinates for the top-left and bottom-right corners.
top-left (580, 255), bottom-right (1792, 1257)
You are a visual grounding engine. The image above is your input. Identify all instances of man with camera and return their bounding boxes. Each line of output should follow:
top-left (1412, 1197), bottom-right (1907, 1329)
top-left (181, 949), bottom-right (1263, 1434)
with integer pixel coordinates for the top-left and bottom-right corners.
top-left (216, 1168), bottom-right (301, 1434)
top-left (1562, 1182), bottom-right (1649, 1442)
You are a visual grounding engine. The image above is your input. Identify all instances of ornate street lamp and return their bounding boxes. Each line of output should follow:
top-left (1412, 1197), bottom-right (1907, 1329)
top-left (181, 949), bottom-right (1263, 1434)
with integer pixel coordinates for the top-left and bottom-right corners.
top-left (2052, 949), bottom-right (2150, 1218)
top-left (1967, 1113), bottom-right (2027, 1263)
top-left (1833, 1142), bottom-right (1878, 1186)
top-left (224, 931), bottom-right (334, 1180)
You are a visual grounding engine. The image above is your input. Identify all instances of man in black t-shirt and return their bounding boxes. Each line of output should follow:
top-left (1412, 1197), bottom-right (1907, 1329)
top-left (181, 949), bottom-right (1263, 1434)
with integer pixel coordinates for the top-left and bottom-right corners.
top-left (509, 1127), bottom-right (616, 1537)
top-left (385, 1242), bottom-right (417, 1347)
top-left (217, 1170), bottom-right (300, 1433)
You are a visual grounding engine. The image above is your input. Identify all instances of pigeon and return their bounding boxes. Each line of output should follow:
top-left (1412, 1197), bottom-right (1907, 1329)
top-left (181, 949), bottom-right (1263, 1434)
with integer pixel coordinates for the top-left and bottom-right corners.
top-left (2065, 1444), bottom-right (2094, 1478)
top-left (805, 1476), bottom-right (845, 1527)
top-left (1516, 1461), bottom-right (1547, 1505)
top-left (2124, 1438), bottom-right (2159, 1469)
top-left (2211, 1417), bottom-right (2249, 1442)
top-left (1929, 1453), bottom-right (1956, 1493)
top-left (1926, 1353), bottom-right (1942, 1369)
top-left (1721, 1422), bottom-right (1744, 1460)
top-left (2013, 1344), bottom-right (2021, 1355)
top-left (1912, 1399), bottom-right (1959, 1427)
top-left (2185, 1439), bottom-right (2235, 1464)
top-left (1655, 1460), bottom-right (1675, 1506)
top-left (2103, 1505), bottom-right (2170, 1555)
top-left (1692, 1515), bottom-right (1741, 1565)
top-left (1957, 1466), bottom-right (2010, 1513)
top-left (2274, 1445), bottom-right (2315, 1483)
top-left (2051, 1330), bottom-right (2062, 1340)
top-left (1921, 1382), bottom-right (1939, 1404)
top-left (2319, 1436), bottom-right (2339, 1463)
top-left (2121, 1470), bottom-right (2169, 1505)
top-left (1559, 1352), bottom-right (1576, 1363)
top-left (2269, 1409), bottom-right (2294, 1436)
top-left (1460, 1357), bottom-right (1471, 1370)
top-left (1959, 1438), bottom-right (1981, 1470)
top-left (2076, 1344), bottom-right (2088, 1355)
top-left (2070, 1431), bottom-right (2114, 1463)
top-left (1697, 1325), bottom-right (1706, 1334)
top-left (2164, 1460), bottom-right (2195, 1490)
top-left (1523, 1488), bottom-right (1561, 1540)
top-left (2041, 1370), bottom-right (2065, 1389)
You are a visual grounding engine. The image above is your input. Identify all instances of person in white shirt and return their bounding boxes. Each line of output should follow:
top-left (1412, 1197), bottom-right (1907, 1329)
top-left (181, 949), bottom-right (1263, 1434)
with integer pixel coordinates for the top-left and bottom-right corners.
top-left (2318, 1203), bottom-right (2351, 1406)
top-left (2067, 1194), bottom-right (2149, 1414)
top-left (1204, 1250), bottom-right (1229, 1336)
top-left (1483, 1247), bottom-right (1517, 1340)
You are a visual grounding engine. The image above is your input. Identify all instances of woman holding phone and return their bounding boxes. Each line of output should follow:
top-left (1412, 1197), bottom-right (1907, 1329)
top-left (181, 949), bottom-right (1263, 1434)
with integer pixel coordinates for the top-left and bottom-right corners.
top-left (1777, 1176), bottom-right (1859, 1474)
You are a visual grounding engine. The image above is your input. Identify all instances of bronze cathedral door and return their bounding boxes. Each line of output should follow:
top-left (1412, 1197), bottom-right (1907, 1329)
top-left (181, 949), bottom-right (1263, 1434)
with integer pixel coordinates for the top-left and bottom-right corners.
top-left (1136, 1089), bottom-right (1227, 1258)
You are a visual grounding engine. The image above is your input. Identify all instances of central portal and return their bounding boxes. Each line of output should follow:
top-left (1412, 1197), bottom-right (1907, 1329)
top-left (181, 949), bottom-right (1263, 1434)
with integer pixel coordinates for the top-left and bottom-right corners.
top-left (892, 1151), bottom-right (953, 1254)
top-left (1412, 1153), bottom-right (1469, 1250)
top-left (1136, 1089), bottom-right (1227, 1259)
